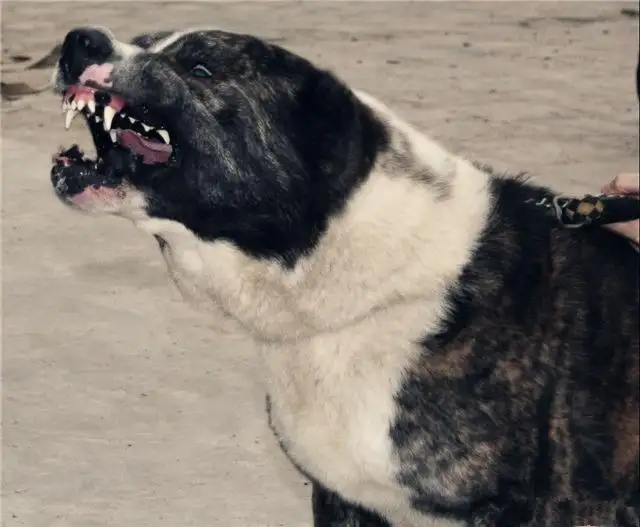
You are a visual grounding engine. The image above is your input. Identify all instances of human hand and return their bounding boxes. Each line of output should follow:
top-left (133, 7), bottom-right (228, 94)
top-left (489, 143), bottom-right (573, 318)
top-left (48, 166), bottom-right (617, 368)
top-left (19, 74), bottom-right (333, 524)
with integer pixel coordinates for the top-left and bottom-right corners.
top-left (601, 172), bottom-right (640, 247)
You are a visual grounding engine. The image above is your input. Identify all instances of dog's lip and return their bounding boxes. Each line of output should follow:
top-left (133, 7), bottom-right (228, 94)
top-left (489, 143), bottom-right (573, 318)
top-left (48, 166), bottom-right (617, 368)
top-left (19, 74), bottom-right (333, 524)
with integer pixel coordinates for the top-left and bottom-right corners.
top-left (51, 146), bottom-right (132, 209)
top-left (58, 183), bottom-right (128, 213)
top-left (64, 184), bottom-right (119, 204)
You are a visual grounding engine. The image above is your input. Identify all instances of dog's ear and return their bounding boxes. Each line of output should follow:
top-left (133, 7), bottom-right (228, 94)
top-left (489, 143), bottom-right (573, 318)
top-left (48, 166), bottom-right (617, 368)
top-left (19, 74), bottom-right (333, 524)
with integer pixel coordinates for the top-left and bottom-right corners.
top-left (129, 31), bottom-right (176, 50)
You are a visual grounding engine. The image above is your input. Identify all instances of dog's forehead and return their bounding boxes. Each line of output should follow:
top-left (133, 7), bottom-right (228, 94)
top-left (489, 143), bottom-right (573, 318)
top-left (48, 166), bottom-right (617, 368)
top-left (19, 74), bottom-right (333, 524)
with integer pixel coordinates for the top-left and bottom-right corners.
top-left (140, 29), bottom-right (246, 56)
top-left (129, 31), bottom-right (176, 51)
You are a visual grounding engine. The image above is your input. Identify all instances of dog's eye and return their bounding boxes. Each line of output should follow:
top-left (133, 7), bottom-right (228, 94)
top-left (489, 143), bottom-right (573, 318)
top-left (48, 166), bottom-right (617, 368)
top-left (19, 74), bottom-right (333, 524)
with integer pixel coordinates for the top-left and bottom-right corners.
top-left (190, 64), bottom-right (213, 78)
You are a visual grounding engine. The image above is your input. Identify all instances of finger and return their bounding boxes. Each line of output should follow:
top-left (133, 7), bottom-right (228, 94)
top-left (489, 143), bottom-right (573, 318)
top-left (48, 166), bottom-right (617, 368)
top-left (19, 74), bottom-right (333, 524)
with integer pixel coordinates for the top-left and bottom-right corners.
top-left (601, 183), bottom-right (614, 195)
top-left (606, 173), bottom-right (640, 195)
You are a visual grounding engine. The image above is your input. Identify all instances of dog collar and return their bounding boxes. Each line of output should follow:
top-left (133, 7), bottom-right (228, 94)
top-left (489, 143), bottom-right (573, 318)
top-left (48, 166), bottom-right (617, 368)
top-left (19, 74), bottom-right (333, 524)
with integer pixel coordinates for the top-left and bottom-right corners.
top-left (527, 193), bottom-right (640, 229)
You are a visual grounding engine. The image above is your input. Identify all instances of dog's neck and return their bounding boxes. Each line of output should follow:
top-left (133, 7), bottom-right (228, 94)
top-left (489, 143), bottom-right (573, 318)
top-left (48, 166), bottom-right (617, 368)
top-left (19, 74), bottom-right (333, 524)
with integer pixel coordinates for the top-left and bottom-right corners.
top-left (135, 115), bottom-right (493, 343)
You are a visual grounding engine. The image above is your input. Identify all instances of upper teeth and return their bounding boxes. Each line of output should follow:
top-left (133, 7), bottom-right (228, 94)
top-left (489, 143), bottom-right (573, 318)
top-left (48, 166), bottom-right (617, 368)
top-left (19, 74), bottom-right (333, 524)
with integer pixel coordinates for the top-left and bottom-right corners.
top-left (103, 106), bottom-right (115, 132)
top-left (65, 109), bottom-right (79, 130)
top-left (62, 92), bottom-right (172, 146)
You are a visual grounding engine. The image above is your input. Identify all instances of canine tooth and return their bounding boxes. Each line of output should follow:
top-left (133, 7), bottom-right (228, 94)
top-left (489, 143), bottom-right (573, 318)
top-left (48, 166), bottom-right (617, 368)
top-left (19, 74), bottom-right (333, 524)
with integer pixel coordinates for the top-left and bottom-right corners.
top-left (142, 123), bottom-right (153, 132)
top-left (157, 129), bottom-right (170, 144)
top-left (109, 130), bottom-right (118, 143)
top-left (70, 100), bottom-right (77, 110)
top-left (103, 106), bottom-right (115, 131)
top-left (64, 109), bottom-right (78, 129)
top-left (87, 99), bottom-right (96, 114)
top-left (76, 99), bottom-right (86, 111)
top-left (128, 116), bottom-right (137, 124)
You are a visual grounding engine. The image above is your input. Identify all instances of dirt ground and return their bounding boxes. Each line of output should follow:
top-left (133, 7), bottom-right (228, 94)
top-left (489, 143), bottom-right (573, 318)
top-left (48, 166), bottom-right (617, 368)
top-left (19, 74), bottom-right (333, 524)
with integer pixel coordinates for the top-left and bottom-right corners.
top-left (1, 2), bottom-right (638, 526)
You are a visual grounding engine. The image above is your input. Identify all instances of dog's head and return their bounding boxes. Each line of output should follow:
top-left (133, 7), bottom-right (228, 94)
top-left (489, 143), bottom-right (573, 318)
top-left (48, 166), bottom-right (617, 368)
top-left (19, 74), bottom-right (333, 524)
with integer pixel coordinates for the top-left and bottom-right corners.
top-left (51, 27), bottom-right (389, 266)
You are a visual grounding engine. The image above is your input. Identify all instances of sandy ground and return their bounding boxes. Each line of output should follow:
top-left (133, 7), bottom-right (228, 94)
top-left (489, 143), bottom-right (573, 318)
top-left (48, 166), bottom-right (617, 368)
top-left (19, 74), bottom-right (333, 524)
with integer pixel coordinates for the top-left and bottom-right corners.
top-left (1, 2), bottom-right (638, 526)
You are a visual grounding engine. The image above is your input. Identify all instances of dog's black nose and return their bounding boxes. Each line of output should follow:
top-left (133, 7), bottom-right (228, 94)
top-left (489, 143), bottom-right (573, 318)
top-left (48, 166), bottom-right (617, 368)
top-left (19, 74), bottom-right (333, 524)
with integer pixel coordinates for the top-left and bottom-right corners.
top-left (59, 27), bottom-right (114, 85)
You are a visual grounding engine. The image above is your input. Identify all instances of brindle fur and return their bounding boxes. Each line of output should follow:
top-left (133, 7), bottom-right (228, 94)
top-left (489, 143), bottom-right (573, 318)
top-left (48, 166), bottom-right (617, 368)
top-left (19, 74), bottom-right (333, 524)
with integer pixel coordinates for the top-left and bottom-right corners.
top-left (393, 176), bottom-right (639, 526)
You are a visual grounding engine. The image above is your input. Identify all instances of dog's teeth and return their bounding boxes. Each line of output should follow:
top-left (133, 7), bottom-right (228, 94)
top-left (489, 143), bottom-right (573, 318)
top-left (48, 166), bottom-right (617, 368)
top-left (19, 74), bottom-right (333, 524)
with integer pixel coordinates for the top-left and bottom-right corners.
top-left (142, 123), bottom-right (153, 132)
top-left (95, 115), bottom-right (102, 123)
top-left (157, 129), bottom-right (170, 144)
top-left (103, 106), bottom-right (115, 131)
top-left (87, 99), bottom-right (96, 114)
top-left (64, 109), bottom-right (78, 130)
top-left (62, 101), bottom-right (69, 112)
top-left (70, 100), bottom-right (77, 110)
top-left (128, 116), bottom-right (136, 124)
top-left (76, 99), bottom-right (86, 111)
top-left (109, 130), bottom-right (118, 143)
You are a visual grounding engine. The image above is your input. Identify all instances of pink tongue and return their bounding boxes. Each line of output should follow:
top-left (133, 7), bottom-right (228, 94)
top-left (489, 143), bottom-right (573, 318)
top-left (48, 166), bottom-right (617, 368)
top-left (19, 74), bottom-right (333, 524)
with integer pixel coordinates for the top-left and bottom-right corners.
top-left (118, 130), bottom-right (172, 165)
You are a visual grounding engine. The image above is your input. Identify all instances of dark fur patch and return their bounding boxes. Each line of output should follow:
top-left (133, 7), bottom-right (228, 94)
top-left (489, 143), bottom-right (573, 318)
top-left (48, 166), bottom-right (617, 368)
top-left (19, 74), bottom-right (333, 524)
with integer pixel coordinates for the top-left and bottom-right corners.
top-left (312, 484), bottom-right (391, 527)
top-left (392, 175), bottom-right (639, 526)
top-left (109, 31), bottom-right (391, 267)
top-left (129, 31), bottom-right (176, 50)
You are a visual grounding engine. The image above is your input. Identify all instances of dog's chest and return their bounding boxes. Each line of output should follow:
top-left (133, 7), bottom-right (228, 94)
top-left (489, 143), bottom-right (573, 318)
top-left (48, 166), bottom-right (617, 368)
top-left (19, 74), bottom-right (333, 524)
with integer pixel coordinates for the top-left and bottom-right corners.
top-left (142, 222), bottom-right (464, 525)
top-left (262, 304), bottom-right (443, 523)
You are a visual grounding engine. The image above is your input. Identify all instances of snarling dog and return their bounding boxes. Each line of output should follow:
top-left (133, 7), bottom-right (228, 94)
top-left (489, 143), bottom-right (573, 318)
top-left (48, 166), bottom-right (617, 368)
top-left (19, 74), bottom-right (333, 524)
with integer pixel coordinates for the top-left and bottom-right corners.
top-left (50, 27), bottom-right (639, 527)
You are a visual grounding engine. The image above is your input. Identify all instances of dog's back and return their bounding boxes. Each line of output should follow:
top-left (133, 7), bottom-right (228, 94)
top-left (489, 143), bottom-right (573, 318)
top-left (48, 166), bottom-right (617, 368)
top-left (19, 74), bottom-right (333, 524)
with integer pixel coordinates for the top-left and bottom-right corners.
top-left (398, 174), bottom-right (639, 525)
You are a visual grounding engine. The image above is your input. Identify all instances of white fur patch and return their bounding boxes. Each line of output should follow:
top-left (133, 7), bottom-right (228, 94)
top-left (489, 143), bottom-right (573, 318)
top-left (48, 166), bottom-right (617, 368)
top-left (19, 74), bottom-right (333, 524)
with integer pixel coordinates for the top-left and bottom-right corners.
top-left (149, 30), bottom-right (195, 53)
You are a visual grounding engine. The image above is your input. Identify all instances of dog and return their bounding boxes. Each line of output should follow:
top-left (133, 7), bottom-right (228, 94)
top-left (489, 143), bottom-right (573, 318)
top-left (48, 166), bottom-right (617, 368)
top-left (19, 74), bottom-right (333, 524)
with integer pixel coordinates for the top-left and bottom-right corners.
top-left (50, 27), bottom-right (639, 527)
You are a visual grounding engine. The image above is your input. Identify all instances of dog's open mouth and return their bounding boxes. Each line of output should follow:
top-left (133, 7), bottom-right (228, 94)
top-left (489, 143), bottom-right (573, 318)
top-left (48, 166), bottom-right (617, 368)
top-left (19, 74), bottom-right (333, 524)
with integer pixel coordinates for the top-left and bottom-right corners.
top-left (52, 63), bottom-right (177, 207)
top-left (61, 82), bottom-right (172, 166)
